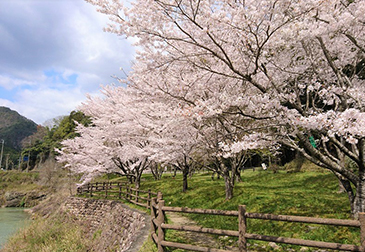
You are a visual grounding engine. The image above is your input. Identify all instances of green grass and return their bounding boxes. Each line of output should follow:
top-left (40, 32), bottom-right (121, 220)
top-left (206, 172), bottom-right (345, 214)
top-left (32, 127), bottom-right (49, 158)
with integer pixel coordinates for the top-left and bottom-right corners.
top-left (0, 170), bottom-right (41, 191)
top-left (136, 170), bottom-right (351, 216)
top-left (1, 213), bottom-right (89, 252)
top-left (132, 169), bottom-right (358, 251)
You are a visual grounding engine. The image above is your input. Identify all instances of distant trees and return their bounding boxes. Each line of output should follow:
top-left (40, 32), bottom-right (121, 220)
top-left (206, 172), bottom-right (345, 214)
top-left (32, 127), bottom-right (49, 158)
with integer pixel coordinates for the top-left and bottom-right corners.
top-left (21, 111), bottom-right (91, 170)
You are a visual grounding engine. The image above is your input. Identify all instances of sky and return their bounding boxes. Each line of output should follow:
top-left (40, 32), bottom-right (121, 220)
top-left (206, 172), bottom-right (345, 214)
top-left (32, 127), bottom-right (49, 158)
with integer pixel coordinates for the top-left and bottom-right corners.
top-left (0, 0), bottom-right (135, 125)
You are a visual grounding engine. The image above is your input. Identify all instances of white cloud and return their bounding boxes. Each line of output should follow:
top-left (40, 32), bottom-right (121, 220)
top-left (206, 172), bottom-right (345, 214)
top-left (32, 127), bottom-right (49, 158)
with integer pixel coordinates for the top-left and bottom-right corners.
top-left (0, 0), bottom-right (135, 124)
top-left (0, 75), bottom-right (36, 90)
top-left (15, 87), bottom-right (86, 125)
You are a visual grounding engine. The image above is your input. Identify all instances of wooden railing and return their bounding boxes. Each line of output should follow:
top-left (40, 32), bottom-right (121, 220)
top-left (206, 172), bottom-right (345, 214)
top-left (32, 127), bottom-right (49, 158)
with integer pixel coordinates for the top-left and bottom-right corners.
top-left (151, 194), bottom-right (365, 252)
top-left (78, 182), bottom-right (365, 252)
top-left (77, 181), bottom-right (157, 209)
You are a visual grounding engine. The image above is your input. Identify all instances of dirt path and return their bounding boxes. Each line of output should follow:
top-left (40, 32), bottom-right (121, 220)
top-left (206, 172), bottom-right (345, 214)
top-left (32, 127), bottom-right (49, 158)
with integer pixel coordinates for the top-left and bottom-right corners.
top-left (163, 213), bottom-right (334, 252)
top-left (166, 211), bottom-right (241, 251)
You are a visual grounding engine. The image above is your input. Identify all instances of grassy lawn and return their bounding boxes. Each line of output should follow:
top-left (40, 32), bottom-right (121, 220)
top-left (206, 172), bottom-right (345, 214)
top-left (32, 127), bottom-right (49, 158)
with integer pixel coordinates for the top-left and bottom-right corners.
top-left (117, 168), bottom-right (359, 251)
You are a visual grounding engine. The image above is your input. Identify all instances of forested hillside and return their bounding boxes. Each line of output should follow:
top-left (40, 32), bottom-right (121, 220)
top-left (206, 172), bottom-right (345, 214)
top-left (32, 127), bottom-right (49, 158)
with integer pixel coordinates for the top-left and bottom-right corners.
top-left (0, 106), bottom-right (37, 151)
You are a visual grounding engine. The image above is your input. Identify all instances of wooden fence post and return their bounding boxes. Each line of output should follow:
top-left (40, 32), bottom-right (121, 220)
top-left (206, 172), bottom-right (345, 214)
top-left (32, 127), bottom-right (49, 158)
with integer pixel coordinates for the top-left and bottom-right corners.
top-left (239, 205), bottom-right (247, 252)
top-left (359, 212), bottom-right (365, 251)
top-left (157, 199), bottom-right (165, 252)
top-left (118, 183), bottom-right (122, 199)
top-left (89, 184), bottom-right (93, 197)
top-left (157, 191), bottom-right (163, 201)
top-left (125, 185), bottom-right (129, 201)
top-left (147, 189), bottom-right (151, 209)
top-left (136, 189), bottom-right (139, 203)
top-left (130, 187), bottom-right (133, 201)
top-left (105, 182), bottom-right (108, 198)
top-left (151, 197), bottom-right (157, 233)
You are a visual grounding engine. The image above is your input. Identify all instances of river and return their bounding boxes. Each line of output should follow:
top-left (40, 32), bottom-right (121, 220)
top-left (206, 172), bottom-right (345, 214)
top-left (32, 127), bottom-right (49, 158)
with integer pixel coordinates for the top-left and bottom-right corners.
top-left (0, 208), bottom-right (31, 249)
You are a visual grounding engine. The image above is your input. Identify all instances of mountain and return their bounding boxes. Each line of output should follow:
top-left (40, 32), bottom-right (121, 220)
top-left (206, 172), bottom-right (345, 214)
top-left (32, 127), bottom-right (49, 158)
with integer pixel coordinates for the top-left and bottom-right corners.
top-left (0, 106), bottom-right (38, 151)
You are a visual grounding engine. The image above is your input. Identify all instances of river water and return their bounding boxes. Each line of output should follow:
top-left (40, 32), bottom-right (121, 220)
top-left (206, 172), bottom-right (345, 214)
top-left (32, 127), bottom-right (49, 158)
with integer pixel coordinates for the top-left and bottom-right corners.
top-left (0, 208), bottom-right (31, 249)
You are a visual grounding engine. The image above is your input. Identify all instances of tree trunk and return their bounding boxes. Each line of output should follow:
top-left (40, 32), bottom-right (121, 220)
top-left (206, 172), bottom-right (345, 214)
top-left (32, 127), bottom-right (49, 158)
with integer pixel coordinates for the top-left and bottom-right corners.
top-left (135, 178), bottom-right (140, 189)
top-left (222, 164), bottom-right (235, 200)
top-left (332, 171), bottom-right (357, 217)
top-left (295, 151), bottom-right (305, 172)
top-left (182, 167), bottom-right (188, 192)
top-left (235, 168), bottom-right (242, 182)
top-left (337, 147), bottom-right (347, 193)
top-left (337, 182), bottom-right (345, 193)
top-left (352, 173), bottom-right (365, 218)
top-left (135, 172), bottom-right (142, 189)
top-left (224, 175), bottom-right (234, 200)
top-left (151, 163), bottom-right (163, 180)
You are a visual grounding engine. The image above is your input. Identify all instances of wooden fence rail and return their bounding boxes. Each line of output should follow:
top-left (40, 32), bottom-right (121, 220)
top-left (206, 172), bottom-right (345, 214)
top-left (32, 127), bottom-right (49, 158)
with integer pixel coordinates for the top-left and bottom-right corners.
top-left (151, 195), bottom-right (365, 252)
top-left (76, 181), bottom-right (157, 209)
top-left (77, 182), bottom-right (365, 252)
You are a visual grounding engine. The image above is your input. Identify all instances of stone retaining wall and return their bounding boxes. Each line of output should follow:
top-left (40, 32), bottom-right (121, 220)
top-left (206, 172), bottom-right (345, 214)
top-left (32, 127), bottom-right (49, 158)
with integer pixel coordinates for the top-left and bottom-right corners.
top-left (62, 197), bottom-right (146, 252)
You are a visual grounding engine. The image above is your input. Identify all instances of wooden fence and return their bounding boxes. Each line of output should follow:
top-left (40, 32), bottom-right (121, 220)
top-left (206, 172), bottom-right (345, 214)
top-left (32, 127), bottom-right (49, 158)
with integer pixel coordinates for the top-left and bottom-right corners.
top-left (77, 182), bottom-right (365, 252)
top-left (77, 181), bottom-right (157, 209)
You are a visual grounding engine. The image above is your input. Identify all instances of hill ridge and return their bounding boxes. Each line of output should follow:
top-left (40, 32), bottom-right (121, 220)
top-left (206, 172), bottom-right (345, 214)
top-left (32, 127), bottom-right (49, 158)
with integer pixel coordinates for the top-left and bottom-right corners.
top-left (0, 106), bottom-right (37, 151)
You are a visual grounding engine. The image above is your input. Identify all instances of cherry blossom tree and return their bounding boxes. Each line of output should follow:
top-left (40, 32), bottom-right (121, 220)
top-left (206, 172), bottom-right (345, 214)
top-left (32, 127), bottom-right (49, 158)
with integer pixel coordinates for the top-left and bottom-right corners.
top-left (145, 115), bottom-right (200, 192)
top-left (58, 86), bottom-right (154, 188)
top-left (127, 74), bottom-right (203, 192)
top-left (127, 61), bottom-right (268, 197)
top-left (83, 0), bottom-right (365, 216)
top-left (195, 115), bottom-right (271, 199)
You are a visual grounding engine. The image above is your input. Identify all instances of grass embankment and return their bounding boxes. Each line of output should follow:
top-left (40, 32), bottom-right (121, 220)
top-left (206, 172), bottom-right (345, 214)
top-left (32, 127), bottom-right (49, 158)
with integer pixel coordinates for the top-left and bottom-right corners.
top-left (0, 159), bottom-right (75, 207)
top-left (0, 170), bottom-right (41, 191)
top-left (128, 169), bottom-right (357, 251)
top-left (1, 214), bottom-right (89, 252)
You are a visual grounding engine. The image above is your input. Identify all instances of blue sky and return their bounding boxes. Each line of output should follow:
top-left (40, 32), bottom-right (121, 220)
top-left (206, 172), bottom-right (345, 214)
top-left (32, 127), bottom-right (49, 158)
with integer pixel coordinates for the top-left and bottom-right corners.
top-left (0, 0), bottom-right (135, 124)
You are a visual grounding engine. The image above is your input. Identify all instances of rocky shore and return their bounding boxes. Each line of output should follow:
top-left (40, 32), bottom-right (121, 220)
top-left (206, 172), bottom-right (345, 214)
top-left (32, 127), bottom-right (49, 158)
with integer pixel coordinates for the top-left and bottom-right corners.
top-left (0, 190), bottom-right (47, 208)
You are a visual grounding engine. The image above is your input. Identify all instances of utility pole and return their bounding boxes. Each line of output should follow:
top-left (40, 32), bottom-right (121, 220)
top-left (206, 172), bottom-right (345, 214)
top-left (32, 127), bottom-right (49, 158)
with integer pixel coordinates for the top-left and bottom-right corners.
top-left (26, 150), bottom-right (30, 172)
top-left (26, 140), bottom-right (31, 172)
top-left (5, 154), bottom-right (9, 170)
top-left (0, 139), bottom-right (4, 170)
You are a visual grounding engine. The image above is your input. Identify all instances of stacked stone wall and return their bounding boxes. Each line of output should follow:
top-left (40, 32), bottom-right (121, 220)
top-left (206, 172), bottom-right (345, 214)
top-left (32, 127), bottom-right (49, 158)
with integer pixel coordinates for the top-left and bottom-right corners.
top-left (62, 197), bottom-right (146, 252)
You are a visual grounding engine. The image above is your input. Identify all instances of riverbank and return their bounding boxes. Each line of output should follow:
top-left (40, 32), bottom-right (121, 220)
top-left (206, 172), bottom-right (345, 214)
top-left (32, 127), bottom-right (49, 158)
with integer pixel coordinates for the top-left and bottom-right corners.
top-left (0, 162), bottom-right (81, 251)
top-left (0, 165), bottom-right (87, 252)
top-left (1, 196), bottom-right (150, 252)
top-left (0, 170), bottom-right (47, 207)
